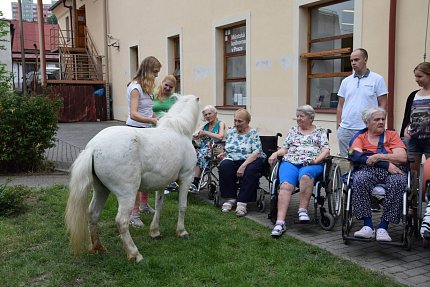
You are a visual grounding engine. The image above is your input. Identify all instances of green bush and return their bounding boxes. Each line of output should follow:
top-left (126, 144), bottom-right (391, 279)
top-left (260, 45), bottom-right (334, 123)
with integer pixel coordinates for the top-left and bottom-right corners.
top-left (0, 182), bottom-right (31, 217)
top-left (0, 92), bottom-right (62, 172)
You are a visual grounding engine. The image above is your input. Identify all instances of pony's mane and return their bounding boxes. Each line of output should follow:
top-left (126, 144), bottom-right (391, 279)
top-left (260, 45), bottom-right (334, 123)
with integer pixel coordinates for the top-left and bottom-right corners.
top-left (157, 95), bottom-right (199, 137)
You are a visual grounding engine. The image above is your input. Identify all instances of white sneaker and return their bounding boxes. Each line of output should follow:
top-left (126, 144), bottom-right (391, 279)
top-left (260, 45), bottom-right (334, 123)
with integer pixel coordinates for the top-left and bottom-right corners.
top-left (298, 210), bottom-right (310, 222)
top-left (354, 226), bottom-right (375, 239)
top-left (271, 223), bottom-right (287, 237)
top-left (376, 228), bottom-right (392, 242)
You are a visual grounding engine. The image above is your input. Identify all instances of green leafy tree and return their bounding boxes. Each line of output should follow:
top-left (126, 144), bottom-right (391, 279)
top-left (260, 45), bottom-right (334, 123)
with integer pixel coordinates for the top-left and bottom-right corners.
top-left (46, 14), bottom-right (57, 24)
top-left (0, 92), bottom-right (62, 172)
top-left (0, 11), bottom-right (8, 50)
top-left (0, 11), bottom-right (12, 95)
top-left (0, 10), bottom-right (62, 173)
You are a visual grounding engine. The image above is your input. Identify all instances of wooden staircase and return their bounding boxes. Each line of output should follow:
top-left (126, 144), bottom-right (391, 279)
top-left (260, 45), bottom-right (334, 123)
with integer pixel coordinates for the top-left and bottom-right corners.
top-left (50, 27), bottom-right (104, 84)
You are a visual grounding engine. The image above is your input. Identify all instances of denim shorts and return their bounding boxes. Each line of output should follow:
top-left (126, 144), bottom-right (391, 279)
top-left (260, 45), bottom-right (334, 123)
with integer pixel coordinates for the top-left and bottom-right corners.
top-left (407, 138), bottom-right (430, 157)
top-left (278, 161), bottom-right (324, 187)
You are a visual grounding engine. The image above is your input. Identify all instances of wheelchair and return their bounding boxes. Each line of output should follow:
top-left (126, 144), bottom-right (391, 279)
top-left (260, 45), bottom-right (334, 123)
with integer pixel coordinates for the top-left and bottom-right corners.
top-left (268, 129), bottom-right (342, 231)
top-left (194, 140), bottom-right (225, 200)
top-left (340, 161), bottom-right (415, 250)
top-left (212, 133), bottom-right (283, 212)
top-left (418, 157), bottom-right (430, 247)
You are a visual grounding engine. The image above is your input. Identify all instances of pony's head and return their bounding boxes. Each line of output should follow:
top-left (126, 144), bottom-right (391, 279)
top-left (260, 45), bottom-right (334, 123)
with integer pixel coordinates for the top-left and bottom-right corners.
top-left (157, 95), bottom-right (200, 137)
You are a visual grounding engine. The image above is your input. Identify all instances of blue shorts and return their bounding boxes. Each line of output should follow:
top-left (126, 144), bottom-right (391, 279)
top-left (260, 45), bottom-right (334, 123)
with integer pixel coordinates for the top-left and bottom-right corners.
top-left (278, 161), bottom-right (324, 187)
top-left (407, 138), bottom-right (430, 157)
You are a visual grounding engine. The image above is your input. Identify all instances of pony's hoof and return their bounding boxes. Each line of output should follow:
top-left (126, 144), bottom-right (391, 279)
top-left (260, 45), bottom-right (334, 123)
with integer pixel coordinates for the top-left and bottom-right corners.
top-left (151, 234), bottom-right (162, 240)
top-left (128, 253), bottom-right (143, 263)
top-left (88, 245), bottom-right (107, 254)
top-left (177, 230), bottom-right (189, 238)
top-left (136, 254), bottom-right (143, 263)
top-left (150, 229), bottom-right (161, 239)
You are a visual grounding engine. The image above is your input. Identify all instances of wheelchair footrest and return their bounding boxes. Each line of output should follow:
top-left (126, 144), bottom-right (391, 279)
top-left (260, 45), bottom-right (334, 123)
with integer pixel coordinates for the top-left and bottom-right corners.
top-left (293, 219), bottom-right (317, 225)
top-left (343, 235), bottom-right (408, 247)
top-left (343, 235), bottom-right (373, 243)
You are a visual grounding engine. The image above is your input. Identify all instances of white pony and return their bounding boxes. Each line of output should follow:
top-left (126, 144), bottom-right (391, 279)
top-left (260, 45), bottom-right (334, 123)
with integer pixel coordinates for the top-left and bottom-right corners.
top-left (65, 95), bottom-right (199, 262)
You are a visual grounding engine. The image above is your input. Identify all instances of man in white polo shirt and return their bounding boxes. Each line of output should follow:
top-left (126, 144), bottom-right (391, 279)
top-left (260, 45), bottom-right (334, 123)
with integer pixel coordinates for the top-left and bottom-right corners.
top-left (336, 48), bottom-right (388, 156)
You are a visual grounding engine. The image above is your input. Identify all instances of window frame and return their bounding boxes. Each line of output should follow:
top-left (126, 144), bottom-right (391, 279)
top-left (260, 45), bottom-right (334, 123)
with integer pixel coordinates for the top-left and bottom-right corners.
top-left (173, 36), bottom-right (181, 93)
top-left (222, 23), bottom-right (247, 109)
top-left (301, 0), bottom-right (354, 114)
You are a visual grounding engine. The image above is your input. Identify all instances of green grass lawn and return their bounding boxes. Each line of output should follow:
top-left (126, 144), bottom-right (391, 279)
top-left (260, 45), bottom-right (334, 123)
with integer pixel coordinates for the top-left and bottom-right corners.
top-left (0, 185), bottom-right (404, 287)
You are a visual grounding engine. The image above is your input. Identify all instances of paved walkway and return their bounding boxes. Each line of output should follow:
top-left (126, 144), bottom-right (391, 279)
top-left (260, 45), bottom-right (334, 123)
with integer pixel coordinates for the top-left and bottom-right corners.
top-left (1, 121), bottom-right (430, 287)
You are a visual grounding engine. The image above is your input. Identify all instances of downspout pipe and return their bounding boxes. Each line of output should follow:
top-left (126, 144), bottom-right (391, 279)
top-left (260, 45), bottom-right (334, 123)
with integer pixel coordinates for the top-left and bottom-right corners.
top-left (62, 0), bottom-right (73, 46)
top-left (37, 0), bottom-right (46, 87)
top-left (387, 0), bottom-right (397, 130)
top-left (102, 0), bottom-right (111, 119)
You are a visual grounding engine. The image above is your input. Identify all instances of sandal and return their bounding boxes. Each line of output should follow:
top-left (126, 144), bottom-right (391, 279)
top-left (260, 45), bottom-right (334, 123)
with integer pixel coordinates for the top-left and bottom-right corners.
top-left (235, 202), bottom-right (247, 217)
top-left (221, 200), bottom-right (236, 212)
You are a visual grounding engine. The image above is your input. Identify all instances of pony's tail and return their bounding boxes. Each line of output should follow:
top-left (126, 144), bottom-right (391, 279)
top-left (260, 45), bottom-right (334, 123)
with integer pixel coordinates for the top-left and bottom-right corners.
top-left (65, 147), bottom-right (94, 256)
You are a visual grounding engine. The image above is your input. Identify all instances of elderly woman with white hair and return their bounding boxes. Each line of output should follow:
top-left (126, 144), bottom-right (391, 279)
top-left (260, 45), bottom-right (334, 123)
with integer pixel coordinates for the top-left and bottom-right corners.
top-left (268, 105), bottom-right (330, 237)
top-left (190, 105), bottom-right (226, 192)
top-left (348, 107), bottom-right (407, 242)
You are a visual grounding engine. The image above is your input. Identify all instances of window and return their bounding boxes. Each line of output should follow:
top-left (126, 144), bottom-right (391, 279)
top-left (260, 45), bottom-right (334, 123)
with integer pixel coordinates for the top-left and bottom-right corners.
top-left (224, 24), bottom-right (246, 106)
top-left (173, 36), bottom-right (181, 93)
top-left (129, 45), bottom-right (139, 77)
top-left (167, 34), bottom-right (181, 93)
top-left (301, 0), bottom-right (354, 112)
top-left (65, 16), bottom-right (70, 42)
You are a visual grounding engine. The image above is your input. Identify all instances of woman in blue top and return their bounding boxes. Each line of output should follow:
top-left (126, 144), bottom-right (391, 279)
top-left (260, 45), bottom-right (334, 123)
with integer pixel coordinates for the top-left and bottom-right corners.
top-left (218, 108), bottom-right (265, 217)
top-left (190, 105), bottom-right (226, 192)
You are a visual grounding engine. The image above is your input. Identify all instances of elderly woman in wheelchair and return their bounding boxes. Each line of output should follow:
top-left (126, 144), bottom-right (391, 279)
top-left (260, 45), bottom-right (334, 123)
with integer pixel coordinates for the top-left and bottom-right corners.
top-left (190, 105), bottom-right (226, 193)
top-left (268, 105), bottom-right (330, 237)
top-left (347, 107), bottom-right (408, 242)
top-left (218, 108), bottom-right (265, 217)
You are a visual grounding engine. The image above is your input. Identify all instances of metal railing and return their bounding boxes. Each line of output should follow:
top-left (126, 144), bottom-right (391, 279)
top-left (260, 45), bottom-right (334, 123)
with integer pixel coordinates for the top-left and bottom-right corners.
top-left (44, 138), bottom-right (83, 171)
top-left (49, 27), bottom-right (104, 81)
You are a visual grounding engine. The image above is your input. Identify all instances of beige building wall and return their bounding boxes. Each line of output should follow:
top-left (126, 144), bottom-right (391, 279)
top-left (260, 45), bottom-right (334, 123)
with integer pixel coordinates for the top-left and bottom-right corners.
top-left (56, 0), bottom-right (430, 155)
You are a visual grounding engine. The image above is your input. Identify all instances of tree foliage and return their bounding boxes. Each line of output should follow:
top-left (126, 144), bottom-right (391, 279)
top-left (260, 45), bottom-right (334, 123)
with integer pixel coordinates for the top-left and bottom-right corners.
top-left (0, 10), bottom-right (62, 173)
top-left (0, 92), bottom-right (62, 173)
top-left (0, 11), bottom-right (8, 50)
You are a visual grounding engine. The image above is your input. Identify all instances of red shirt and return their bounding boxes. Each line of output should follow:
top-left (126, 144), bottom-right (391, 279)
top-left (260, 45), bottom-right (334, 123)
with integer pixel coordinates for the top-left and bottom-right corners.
top-left (351, 130), bottom-right (405, 154)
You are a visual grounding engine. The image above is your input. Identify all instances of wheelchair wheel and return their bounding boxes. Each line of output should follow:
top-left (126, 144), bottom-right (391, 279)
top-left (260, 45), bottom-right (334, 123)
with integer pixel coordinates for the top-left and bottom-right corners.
top-left (423, 238), bottom-right (430, 249)
top-left (213, 186), bottom-right (221, 207)
top-left (268, 196), bottom-right (278, 224)
top-left (319, 212), bottom-right (335, 231)
top-left (268, 173), bottom-right (279, 224)
top-left (199, 169), bottom-right (209, 190)
top-left (341, 188), bottom-right (353, 244)
top-left (406, 233), bottom-right (412, 251)
top-left (257, 199), bottom-right (265, 212)
top-left (328, 164), bottom-right (343, 218)
top-left (208, 183), bottom-right (216, 200)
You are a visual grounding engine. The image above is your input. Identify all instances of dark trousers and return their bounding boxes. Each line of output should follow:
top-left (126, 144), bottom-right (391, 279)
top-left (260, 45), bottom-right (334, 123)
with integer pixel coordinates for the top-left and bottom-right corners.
top-left (219, 158), bottom-right (264, 203)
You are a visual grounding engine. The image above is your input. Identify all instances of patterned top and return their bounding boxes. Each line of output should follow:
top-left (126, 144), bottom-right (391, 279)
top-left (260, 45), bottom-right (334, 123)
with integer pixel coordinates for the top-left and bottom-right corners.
top-left (282, 125), bottom-right (329, 165)
top-left (196, 121), bottom-right (223, 169)
top-left (409, 92), bottom-right (430, 139)
top-left (224, 127), bottom-right (266, 161)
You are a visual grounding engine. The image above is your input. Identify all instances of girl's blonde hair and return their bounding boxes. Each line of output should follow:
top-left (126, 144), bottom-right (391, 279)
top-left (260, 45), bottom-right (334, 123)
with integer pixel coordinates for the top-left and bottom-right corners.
top-left (128, 56), bottom-right (162, 94)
